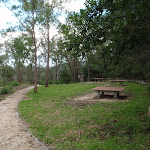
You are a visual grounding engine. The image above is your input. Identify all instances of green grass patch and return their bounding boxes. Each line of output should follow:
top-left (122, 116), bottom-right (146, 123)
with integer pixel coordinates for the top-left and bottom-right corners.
top-left (18, 82), bottom-right (150, 150)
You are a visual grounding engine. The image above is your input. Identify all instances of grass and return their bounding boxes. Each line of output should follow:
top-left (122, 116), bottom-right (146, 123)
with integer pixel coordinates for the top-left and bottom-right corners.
top-left (18, 82), bottom-right (150, 150)
top-left (0, 84), bottom-right (30, 102)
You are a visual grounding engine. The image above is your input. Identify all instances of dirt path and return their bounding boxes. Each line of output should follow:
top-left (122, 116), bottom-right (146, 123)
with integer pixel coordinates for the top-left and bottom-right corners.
top-left (0, 86), bottom-right (47, 150)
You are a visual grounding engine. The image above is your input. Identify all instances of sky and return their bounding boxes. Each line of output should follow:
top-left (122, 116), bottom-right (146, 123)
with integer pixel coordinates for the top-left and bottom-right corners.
top-left (0, 0), bottom-right (86, 66)
top-left (0, 0), bottom-right (86, 34)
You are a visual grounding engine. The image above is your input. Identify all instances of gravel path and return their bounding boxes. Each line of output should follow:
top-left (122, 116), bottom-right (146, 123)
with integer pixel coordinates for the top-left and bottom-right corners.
top-left (0, 86), bottom-right (46, 150)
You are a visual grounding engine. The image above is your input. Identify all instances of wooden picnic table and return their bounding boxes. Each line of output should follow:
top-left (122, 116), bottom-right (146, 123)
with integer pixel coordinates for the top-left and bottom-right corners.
top-left (92, 86), bottom-right (125, 99)
top-left (93, 78), bottom-right (106, 82)
top-left (109, 80), bottom-right (127, 85)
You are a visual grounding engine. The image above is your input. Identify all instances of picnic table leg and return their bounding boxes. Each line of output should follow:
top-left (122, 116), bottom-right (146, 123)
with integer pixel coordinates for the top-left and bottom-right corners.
top-left (98, 91), bottom-right (100, 98)
top-left (120, 81), bottom-right (123, 85)
top-left (102, 91), bottom-right (104, 96)
top-left (114, 92), bottom-right (119, 99)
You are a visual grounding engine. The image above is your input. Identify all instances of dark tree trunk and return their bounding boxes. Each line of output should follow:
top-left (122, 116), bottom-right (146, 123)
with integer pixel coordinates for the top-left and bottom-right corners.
top-left (87, 52), bottom-right (90, 82)
top-left (17, 60), bottom-right (23, 83)
top-left (66, 55), bottom-right (74, 82)
top-left (55, 59), bottom-right (58, 81)
top-left (73, 56), bottom-right (78, 82)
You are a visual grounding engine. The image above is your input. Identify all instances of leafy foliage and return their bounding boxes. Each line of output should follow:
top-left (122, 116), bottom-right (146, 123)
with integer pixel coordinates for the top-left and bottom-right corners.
top-left (0, 87), bottom-right (12, 95)
top-left (59, 67), bottom-right (72, 84)
top-left (64, 0), bottom-right (150, 80)
top-left (10, 81), bottom-right (20, 86)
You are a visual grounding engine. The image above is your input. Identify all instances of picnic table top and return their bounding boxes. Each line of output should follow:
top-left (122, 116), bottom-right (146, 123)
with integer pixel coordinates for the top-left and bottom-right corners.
top-left (109, 80), bottom-right (127, 82)
top-left (92, 86), bottom-right (125, 92)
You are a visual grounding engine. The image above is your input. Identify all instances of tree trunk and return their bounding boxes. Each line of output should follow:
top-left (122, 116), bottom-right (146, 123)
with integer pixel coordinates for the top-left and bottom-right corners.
top-left (87, 52), bottom-right (90, 82)
top-left (55, 59), bottom-right (58, 81)
top-left (32, 24), bottom-right (37, 93)
top-left (45, 23), bottom-right (50, 87)
top-left (34, 46), bottom-right (37, 93)
top-left (17, 60), bottom-right (23, 83)
top-left (45, 52), bottom-right (50, 87)
top-left (65, 55), bottom-right (74, 82)
top-left (73, 56), bottom-right (78, 83)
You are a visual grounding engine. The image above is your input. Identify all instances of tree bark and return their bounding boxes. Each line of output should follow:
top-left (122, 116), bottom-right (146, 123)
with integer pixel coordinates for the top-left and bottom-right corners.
top-left (65, 55), bottom-right (74, 82)
top-left (55, 59), bottom-right (58, 81)
top-left (87, 52), bottom-right (90, 82)
top-left (45, 23), bottom-right (50, 87)
top-left (32, 17), bottom-right (37, 93)
top-left (34, 43), bottom-right (37, 93)
top-left (17, 63), bottom-right (22, 83)
top-left (73, 56), bottom-right (78, 83)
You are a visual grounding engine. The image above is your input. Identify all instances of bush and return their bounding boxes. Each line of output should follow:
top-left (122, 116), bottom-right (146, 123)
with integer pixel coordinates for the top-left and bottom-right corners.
top-left (11, 81), bottom-right (20, 87)
top-left (59, 68), bottom-right (72, 84)
top-left (48, 80), bottom-right (54, 84)
top-left (38, 80), bottom-right (45, 85)
top-left (0, 80), bottom-right (3, 87)
top-left (0, 87), bottom-right (11, 95)
top-left (55, 80), bottom-right (62, 84)
top-left (147, 82), bottom-right (150, 91)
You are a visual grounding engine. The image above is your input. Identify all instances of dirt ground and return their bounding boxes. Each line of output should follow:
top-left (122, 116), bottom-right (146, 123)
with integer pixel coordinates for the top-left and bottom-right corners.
top-left (66, 92), bottom-right (128, 107)
top-left (0, 86), bottom-right (47, 150)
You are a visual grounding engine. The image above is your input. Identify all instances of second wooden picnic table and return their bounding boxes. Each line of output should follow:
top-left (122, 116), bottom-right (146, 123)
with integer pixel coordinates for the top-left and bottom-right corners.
top-left (93, 78), bottom-right (106, 82)
top-left (92, 86), bottom-right (125, 99)
top-left (109, 80), bottom-right (127, 85)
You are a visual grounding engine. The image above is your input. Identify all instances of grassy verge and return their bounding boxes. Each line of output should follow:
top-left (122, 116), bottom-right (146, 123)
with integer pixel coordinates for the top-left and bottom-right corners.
top-left (18, 82), bottom-right (150, 150)
top-left (0, 84), bottom-right (30, 102)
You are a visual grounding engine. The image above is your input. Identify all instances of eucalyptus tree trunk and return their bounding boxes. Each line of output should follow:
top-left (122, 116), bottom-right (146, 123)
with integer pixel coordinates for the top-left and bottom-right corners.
top-left (31, 12), bottom-right (38, 93)
top-left (55, 59), bottom-right (58, 81)
top-left (73, 56), bottom-right (78, 83)
top-left (33, 37), bottom-right (38, 93)
top-left (45, 23), bottom-right (50, 87)
top-left (17, 60), bottom-right (23, 83)
top-left (87, 52), bottom-right (90, 82)
top-left (65, 55), bottom-right (74, 82)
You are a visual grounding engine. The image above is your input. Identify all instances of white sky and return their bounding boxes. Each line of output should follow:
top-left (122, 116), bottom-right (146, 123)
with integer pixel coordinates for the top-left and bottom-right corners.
top-left (0, 0), bottom-right (86, 66)
top-left (0, 0), bottom-right (85, 33)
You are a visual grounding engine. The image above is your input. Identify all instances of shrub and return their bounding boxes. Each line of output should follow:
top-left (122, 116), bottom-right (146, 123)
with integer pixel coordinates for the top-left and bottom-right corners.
top-left (0, 80), bottom-right (3, 87)
top-left (55, 80), bottom-right (62, 84)
top-left (11, 81), bottom-right (20, 87)
top-left (0, 87), bottom-right (11, 95)
top-left (59, 68), bottom-right (72, 84)
top-left (48, 80), bottom-right (54, 84)
top-left (38, 80), bottom-right (45, 85)
top-left (147, 82), bottom-right (150, 91)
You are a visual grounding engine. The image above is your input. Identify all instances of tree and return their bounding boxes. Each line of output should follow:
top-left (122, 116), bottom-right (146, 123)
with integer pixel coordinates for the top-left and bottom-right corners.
top-left (10, 36), bottom-right (30, 83)
top-left (0, 54), bottom-right (13, 85)
top-left (38, 2), bottom-right (57, 87)
top-left (84, 0), bottom-right (150, 79)
top-left (58, 13), bottom-right (84, 83)
top-left (9, 0), bottom-right (43, 93)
